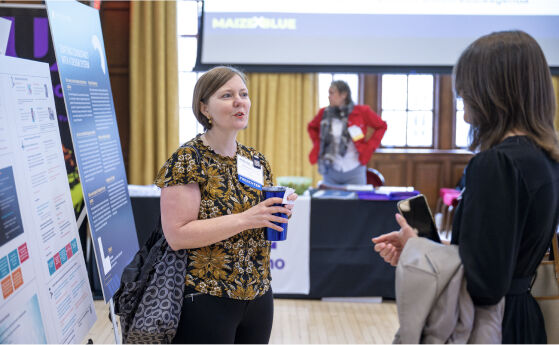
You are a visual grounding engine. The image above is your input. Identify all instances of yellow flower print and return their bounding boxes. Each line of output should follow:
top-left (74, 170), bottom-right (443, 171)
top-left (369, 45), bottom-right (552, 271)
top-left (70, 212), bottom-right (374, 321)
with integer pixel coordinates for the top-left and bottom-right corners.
top-left (258, 257), bottom-right (271, 278)
top-left (190, 247), bottom-right (231, 280)
top-left (186, 159), bottom-right (198, 173)
top-left (228, 285), bottom-right (257, 299)
top-left (209, 206), bottom-right (220, 218)
top-left (160, 138), bottom-right (274, 300)
top-left (230, 197), bottom-right (249, 214)
top-left (201, 199), bottom-right (214, 208)
top-left (246, 261), bottom-right (254, 274)
top-left (233, 261), bottom-right (245, 275)
top-left (204, 166), bottom-right (225, 198)
top-left (198, 281), bottom-right (208, 294)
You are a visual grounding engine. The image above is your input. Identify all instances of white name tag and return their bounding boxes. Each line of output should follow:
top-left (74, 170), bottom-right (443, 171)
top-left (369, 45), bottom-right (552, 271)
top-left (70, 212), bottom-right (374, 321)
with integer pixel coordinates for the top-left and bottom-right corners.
top-left (348, 125), bottom-right (365, 141)
top-left (237, 155), bottom-right (264, 190)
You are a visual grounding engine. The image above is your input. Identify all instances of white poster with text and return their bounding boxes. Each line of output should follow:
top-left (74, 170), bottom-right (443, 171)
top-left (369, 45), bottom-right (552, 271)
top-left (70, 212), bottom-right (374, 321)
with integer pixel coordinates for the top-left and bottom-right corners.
top-left (0, 55), bottom-right (96, 343)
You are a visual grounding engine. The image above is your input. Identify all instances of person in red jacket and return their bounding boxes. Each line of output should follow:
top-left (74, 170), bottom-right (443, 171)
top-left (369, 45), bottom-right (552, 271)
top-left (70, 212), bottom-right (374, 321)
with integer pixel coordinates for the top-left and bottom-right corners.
top-left (308, 80), bottom-right (387, 185)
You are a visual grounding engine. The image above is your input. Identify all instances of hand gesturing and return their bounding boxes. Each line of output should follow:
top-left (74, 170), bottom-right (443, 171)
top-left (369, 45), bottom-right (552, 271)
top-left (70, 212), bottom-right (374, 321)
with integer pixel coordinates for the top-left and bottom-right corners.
top-left (371, 213), bottom-right (418, 266)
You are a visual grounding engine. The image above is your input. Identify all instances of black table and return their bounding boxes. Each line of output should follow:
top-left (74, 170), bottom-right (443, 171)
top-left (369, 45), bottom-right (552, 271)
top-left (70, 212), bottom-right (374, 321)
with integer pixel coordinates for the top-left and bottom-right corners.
top-left (129, 195), bottom-right (398, 299)
top-left (130, 196), bottom-right (161, 247)
top-left (308, 198), bottom-right (398, 299)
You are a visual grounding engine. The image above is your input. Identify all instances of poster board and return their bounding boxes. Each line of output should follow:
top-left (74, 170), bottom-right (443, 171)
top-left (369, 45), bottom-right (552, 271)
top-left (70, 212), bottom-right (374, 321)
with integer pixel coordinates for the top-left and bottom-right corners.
top-left (0, 55), bottom-right (96, 343)
top-left (45, 0), bottom-right (139, 302)
top-left (0, 5), bottom-right (84, 219)
top-left (0, 17), bottom-right (9, 54)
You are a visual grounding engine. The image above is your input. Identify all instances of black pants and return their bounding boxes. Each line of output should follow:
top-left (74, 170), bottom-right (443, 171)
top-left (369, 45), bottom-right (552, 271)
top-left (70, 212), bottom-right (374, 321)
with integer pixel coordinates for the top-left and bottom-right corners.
top-left (172, 288), bottom-right (274, 344)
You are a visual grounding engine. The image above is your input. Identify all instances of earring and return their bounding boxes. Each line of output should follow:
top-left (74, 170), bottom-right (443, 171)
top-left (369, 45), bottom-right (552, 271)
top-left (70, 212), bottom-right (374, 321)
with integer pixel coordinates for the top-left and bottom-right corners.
top-left (208, 117), bottom-right (212, 125)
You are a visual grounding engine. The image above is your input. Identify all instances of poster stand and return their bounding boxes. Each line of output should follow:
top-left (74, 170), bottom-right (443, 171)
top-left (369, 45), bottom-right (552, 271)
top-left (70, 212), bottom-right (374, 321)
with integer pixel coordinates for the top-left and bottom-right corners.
top-left (86, 222), bottom-right (121, 344)
top-left (109, 299), bottom-right (121, 344)
top-left (76, 207), bottom-right (87, 230)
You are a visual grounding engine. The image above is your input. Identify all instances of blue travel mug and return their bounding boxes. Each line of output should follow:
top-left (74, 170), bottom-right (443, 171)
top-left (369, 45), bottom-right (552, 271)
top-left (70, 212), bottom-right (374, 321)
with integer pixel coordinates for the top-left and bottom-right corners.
top-left (262, 186), bottom-right (288, 241)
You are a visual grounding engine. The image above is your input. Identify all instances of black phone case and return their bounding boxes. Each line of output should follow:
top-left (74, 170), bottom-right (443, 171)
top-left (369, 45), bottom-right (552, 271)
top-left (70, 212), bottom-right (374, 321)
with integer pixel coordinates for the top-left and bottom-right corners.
top-left (397, 195), bottom-right (441, 243)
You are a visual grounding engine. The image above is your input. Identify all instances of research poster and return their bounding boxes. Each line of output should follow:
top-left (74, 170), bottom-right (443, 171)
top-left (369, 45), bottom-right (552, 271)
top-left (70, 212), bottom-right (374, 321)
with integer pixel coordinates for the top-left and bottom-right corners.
top-left (1, 6), bottom-right (84, 218)
top-left (0, 55), bottom-right (96, 343)
top-left (0, 16), bottom-right (9, 54)
top-left (46, 0), bottom-right (139, 302)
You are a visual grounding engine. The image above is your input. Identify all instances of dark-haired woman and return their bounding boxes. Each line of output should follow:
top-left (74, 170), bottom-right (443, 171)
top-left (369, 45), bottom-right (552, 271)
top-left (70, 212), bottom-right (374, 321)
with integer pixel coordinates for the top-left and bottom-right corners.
top-left (308, 80), bottom-right (387, 185)
top-left (155, 66), bottom-right (297, 343)
top-left (373, 30), bottom-right (559, 343)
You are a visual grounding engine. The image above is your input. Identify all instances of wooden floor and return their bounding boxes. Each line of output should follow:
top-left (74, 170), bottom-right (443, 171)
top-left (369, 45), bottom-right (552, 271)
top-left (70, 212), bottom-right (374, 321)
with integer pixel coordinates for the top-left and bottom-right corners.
top-left (85, 299), bottom-right (398, 344)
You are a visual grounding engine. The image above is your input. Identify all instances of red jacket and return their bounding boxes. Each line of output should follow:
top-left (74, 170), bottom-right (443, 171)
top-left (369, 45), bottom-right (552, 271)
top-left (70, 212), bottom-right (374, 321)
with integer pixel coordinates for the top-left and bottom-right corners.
top-left (308, 105), bottom-right (387, 166)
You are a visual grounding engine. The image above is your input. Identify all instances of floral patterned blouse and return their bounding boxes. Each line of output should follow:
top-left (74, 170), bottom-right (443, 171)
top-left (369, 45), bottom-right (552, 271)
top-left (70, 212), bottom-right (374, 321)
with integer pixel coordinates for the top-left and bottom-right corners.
top-left (154, 134), bottom-right (274, 300)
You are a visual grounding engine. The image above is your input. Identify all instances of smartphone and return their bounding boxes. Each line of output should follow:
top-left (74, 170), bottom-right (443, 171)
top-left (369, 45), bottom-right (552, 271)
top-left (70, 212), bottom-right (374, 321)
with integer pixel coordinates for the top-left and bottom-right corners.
top-left (397, 194), bottom-right (441, 243)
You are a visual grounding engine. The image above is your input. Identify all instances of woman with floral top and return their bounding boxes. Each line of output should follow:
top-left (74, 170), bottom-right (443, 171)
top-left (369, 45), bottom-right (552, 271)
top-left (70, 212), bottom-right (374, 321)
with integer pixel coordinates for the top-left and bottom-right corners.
top-left (154, 66), bottom-right (297, 344)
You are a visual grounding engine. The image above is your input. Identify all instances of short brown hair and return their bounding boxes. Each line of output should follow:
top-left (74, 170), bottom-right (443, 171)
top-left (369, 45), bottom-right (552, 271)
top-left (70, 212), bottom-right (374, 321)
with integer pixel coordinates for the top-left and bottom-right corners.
top-left (453, 30), bottom-right (559, 161)
top-left (192, 66), bottom-right (247, 130)
top-left (330, 80), bottom-right (353, 105)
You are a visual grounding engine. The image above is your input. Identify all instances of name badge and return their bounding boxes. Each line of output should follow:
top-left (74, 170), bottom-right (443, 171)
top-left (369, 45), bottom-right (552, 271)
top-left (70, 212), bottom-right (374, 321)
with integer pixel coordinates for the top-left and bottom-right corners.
top-left (348, 125), bottom-right (365, 141)
top-left (237, 155), bottom-right (263, 190)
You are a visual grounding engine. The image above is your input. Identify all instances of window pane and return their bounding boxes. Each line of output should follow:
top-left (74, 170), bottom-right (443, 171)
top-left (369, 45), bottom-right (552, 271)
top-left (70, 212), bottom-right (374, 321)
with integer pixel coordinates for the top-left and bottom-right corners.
top-left (318, 73), bottom-right (333, 108)
top-left (408, 75), bottom-right (433, 111)
top-left (407, 111), bottom-right (433, 147)
top-left (381, 111), bottom-right (407, 147)
top-left (382, 74), bottom-right (407, 110)
top-left (180, 107), bottom-right (203, 144)
top-left (455, 110), bottom-right (470, 148)
top-left (455, 97), bottom-right (469, 147)
top-left (178, 37), bottom-right (197, 71)
top-left (333, 73), bottom-right (358, 104)
top-left (456, 96), bottom-right (464, 110)
top-left (318, 73), bottom-right (359, 108)
top-left (177, 0), bottom-right (199, 36)
top-left (178, 71), bottom-right (198, 108)
top-left (177, 2), bottom-right (201, 144)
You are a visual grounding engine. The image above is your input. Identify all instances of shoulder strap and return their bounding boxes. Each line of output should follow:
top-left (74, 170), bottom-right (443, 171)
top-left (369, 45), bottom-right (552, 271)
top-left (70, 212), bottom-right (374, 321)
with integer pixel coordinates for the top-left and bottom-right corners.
top-left (552, 233), bottom-right (559, 285)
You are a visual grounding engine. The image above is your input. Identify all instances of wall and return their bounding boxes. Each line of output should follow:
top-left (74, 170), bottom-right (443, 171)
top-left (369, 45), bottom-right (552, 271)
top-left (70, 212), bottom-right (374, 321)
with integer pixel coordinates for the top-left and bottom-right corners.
top-left (361, 74), bottom-right (474, 209)
top-left (369, 150), bottom-right (471, 209)
top-left (99, 1), bottom-right (130, 171)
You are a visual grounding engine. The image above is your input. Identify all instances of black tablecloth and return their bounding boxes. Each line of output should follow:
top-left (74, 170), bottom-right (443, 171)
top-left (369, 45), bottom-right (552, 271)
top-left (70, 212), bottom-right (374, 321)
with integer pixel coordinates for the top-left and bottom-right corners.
top-left (130, 196), bottom-right (161, 247)
top-left (129, 195), bottom-right (397, 299)
top-left (308, 198), bottom-right (398, 299)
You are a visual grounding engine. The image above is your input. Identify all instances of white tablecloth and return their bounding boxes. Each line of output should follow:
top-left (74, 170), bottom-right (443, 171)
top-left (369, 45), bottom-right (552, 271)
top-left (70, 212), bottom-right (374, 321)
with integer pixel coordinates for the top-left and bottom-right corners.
top-left (270, 195), bottom-right (310, 294)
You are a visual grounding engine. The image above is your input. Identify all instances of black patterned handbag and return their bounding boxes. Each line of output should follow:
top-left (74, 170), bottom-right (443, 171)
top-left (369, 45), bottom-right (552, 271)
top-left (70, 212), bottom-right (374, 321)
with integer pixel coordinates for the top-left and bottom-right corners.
top-left (114, 219), bottom-right (188, 344)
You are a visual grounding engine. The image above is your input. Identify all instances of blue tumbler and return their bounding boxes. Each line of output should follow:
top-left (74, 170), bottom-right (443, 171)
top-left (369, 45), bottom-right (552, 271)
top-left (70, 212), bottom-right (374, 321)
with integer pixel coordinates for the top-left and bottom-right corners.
top-left (262, 186), bottom-right (288, 241)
